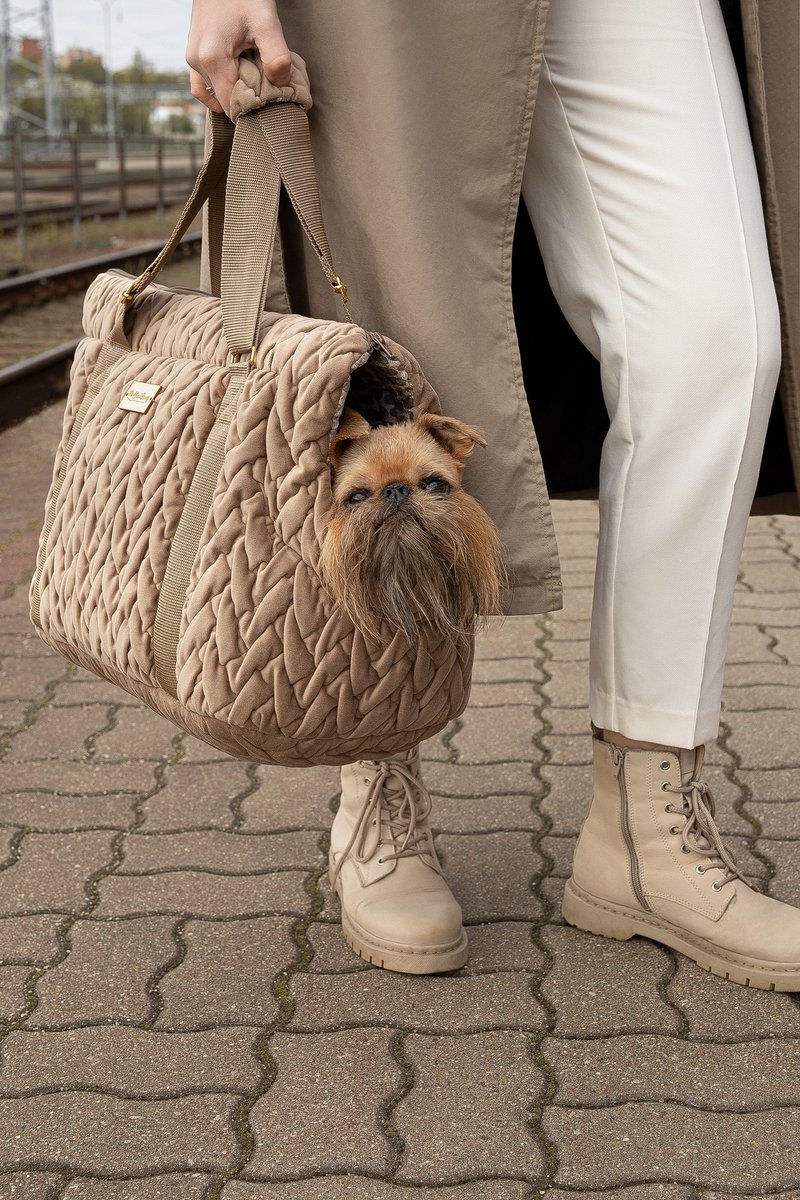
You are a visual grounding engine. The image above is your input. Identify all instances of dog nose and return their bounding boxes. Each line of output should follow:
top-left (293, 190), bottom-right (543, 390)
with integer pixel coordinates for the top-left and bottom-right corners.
top-left (383, 482), bottom-right (410, 505)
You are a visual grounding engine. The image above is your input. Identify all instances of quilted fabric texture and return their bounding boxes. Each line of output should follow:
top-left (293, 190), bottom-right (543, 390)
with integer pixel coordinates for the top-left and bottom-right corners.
top-left (31, 271), bottom-right (475, 766)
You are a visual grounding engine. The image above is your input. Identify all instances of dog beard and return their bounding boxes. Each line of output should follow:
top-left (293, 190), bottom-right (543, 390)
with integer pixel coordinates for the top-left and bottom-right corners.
top-left (319, 487), bottom-right (507, 648)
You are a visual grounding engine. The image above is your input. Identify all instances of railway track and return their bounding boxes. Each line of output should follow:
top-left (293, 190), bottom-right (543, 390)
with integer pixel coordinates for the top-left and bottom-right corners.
top-left (0, 235), bottom-right (202, 429)
top-left (0, 231), bottom-right (201, 314)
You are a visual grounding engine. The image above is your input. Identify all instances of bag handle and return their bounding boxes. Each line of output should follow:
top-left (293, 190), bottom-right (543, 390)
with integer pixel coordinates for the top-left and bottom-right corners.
top-left (119, 55), bottom-right (355, 330)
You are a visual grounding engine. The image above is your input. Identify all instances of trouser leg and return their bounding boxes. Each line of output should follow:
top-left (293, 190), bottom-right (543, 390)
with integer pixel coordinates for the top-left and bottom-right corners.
top-left (521, 0), bottom-right (782, 747)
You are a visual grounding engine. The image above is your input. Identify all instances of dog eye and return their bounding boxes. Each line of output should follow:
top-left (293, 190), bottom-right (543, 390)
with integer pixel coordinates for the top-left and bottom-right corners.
top-left (420, 477), bottom-right (450, 494)
top-left (345, 489), bottom-right (370, 506)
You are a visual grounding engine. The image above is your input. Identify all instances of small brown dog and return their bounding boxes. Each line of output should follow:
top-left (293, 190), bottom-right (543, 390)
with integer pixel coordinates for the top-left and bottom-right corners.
top-left (319, 407), bottom-right (508, 646)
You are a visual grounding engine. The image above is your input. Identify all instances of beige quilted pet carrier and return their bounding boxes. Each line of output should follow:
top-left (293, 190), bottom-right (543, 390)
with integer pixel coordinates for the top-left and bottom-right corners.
top-left (29, 55), bottom-right (474, 767)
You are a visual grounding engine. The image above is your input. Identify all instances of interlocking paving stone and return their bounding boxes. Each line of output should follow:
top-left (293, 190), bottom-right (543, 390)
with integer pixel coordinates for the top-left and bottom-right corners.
top-left (772, 626), bottom-right (800, 662)
top-left (667, 959), bottom-right (800, 1037)
top-left (725, 624), bottom-right (781, 662)
top-left (0, 914), bottom-right (63, 961)
top-left (119, 830), bottom-right (322, 873)
top-left (393, 1031), bottom-right (545, 1182)
top-left (0, 1027), bottom-right (261, 1095)
top-left (539, 764), bottom-right (591, 835)
top-left (140, 763), bottom-right (254, 831)
top-left (546, 1034), bottom-right (800, 1107)
top-left (423, 761), bottom-right (540, 798)
top-left (542, 734), bottom-right (592, 766)
top-left (470, 657), bottom-right (546, 684)
top-left (451, 706), bottom-right (544, 763)
top-left (0, 831), bottom-right (116, 914)
top-left (0, 762), bottom-right (156, 795)
top-left (91, 707), bottom-right (180, 761)
top-left (62, 1177), bottom-right (210, 1199)
top-left (549, 640), bottom-right (588, 663)
top-left (222, 1182), bottom-right (530, 1199)
top-left (306, 919), bottom-right (546, 976)
top-left (541, 926), bottom-right (681, 1036)
top-left (545, 1190), bottom-right (694, 1200)
top-left (758, 839), bottom-right (800, 907)
top-left (0, 656), bottom-right (65, 702)
top-left (463, 680), bottom-right (540, 706)
top-left (430, 794), bottom-right (541, 833)
top-left (0, 792), bottom-right (135, 831)
top-left (242, 1029), bottom-right (399, 1178)
top-left (540, 659), bottom-right (589, 708)
top-left (0, 701), bottom-right (28, 733)
top-left (474, 616), bottom-right (540, 659)
top-left (0, 1094), bottom-right (240, 1172)
top-left (747, 801), bottom-right (800, 837)
top-left (732, 605), bottom-right (800, 626)
top-left (153, 915), bottom-right (295, 1029)
top-left (724, 710), bottom-right (800, 768)
top-left (721, 684), bottom-right (800, 710)
top-left (0, 965), bottom-right (32, 1020)
top-left (93, 869), bottom-right (309, 918)
top-left (290, 969), bottom-right (544, 1033)
top-left (738, 768), bottom-right (800, 802)
top-left (27, 916), bottom-right (177, 1026)
top-left (0, 1174), bottom-right (58, 1200)
top-left (545, 706), bottom-right (593, 733)
top-left (5, 705), bottom-right (112, 762)
top-left (434, 832), bottom-right (544, 922)
top-left (543, 1102), bottom-right (800, 1189)
top-left (738, 561), bottom-right (800, 592)
top-left (723, 662), bottom-right (800, 687)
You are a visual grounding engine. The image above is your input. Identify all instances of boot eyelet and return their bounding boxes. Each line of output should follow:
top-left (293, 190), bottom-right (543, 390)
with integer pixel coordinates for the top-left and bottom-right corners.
top-left (661, 782), bottom-right (670, 792)
top-left (664, 803), bottom-right (673, 812)
top-left (669, 826), bottom-right (680, 835)
top-left (696, 864), bottom-right (705, 874)
top-left (660, 760), bottom-right (670, 770)
top-left (712, 881), bottom-right (722, 891)
top-left (681, 845), bottom-right (690, 853)
top-left (377, 857), bottom-right (384, 864)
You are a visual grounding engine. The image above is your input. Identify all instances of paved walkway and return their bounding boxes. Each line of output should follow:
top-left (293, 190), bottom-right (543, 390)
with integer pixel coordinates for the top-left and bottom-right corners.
top-left (1, 403), bottom-right (799, 1198)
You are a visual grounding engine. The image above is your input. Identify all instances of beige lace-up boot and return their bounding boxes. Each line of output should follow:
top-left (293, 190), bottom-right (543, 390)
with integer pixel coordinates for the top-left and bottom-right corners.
top-left (562, 726), bottom-right (800, 990)
top-left (329, 746), bottom-right (468, 974)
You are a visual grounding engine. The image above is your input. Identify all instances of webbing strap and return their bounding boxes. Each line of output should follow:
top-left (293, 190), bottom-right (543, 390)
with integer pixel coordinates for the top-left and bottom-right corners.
top-left (152, 118), bottom-right (283, 695)
top-left (152, 366), bottom-right (252, 693)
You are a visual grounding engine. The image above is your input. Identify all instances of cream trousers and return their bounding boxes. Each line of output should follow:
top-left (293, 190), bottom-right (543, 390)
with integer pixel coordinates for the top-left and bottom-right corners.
top-left (521, 0), bottom-right (782, 748)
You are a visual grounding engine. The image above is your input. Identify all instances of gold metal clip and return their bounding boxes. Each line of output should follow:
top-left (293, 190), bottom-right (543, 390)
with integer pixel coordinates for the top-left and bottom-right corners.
top-left (332, 275), bottom-right (349, 304)
top-left (120, 274), bottom-right (148, 305)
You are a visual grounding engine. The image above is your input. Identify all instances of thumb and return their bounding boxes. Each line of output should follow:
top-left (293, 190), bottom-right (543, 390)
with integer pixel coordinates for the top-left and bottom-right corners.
top-left (251, 18), bottom-right (293, 86)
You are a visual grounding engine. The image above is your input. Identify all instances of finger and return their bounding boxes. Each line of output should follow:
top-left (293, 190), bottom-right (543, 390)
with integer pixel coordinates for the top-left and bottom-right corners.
top-left (248, 12), bottom-right (293, 86)
top-left (189, 47), bottom-right (240, 118)
top-left (189, 67), bottom-right (225, 115)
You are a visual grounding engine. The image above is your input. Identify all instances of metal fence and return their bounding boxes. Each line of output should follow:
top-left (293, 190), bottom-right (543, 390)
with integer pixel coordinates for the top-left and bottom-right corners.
top-left (0, 134), bottom-right (206, 256)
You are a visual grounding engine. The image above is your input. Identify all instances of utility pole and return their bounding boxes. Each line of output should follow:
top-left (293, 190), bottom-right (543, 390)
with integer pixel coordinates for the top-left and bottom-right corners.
top-left (97, 0), bottom-right (121, 151)
top-left (0, 0), bottom-right (10, 138)
top-left (0, 0), bottom-right (60, 136)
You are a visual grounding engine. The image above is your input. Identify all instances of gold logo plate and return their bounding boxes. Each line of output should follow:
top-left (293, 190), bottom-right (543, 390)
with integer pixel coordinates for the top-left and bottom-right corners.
top-left (120, 380), bottom-right (161, 413)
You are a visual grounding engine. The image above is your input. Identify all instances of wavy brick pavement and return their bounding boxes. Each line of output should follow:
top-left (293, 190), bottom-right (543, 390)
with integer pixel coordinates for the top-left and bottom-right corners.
top-left (1, 403), bottom-right (799, 1197)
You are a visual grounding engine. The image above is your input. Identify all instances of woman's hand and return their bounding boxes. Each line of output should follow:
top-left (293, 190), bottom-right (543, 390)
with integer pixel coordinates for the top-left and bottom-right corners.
top-left (187, 0), bottom-right (292, 119)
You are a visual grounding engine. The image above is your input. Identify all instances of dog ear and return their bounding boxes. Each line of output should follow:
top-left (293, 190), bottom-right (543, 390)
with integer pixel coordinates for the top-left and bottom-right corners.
top-left (417, 413), bottom-right (488, 465)
top-left (329, 407), bottom-right (373, 468)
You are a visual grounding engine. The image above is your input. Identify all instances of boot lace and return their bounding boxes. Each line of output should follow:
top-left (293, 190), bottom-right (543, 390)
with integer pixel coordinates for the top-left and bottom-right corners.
top-left (330, 758), bottom-right (442, 892)
top-left (663, 775), bottom-right (744, 889)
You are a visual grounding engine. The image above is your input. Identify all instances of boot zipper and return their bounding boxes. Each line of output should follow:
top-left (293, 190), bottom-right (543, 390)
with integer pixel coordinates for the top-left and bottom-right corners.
top-left (611, 747), bottom-right (651, 912)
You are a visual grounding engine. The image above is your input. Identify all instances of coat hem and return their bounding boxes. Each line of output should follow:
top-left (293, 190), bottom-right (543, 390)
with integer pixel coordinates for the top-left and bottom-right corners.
top-left (503, 579), bottom-right (563, 616)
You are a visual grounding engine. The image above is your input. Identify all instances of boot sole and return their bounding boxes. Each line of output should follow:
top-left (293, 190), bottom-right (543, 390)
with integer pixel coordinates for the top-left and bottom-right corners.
top-left (329, 867), bottom-right (468, 975)
top-left (563, 878), bottom-right (800, 992)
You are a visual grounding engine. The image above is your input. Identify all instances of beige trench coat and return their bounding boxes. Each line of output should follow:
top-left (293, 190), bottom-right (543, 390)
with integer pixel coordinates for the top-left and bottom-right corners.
top-left (201, 0), bottom-right (799, 618)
